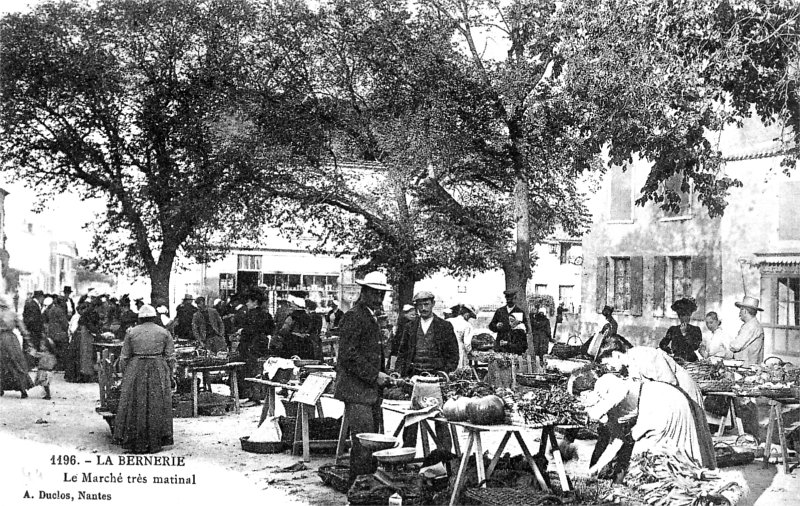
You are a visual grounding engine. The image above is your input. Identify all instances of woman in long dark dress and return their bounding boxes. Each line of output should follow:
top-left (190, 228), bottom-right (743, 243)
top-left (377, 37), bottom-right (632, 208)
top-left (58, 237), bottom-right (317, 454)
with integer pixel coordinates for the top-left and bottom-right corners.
top-left (659, 297), bottom-right (703, 363)
top-left (0, 296), bottom-right (34, 398)
top-left (113, 305), bottom-right (175, 454)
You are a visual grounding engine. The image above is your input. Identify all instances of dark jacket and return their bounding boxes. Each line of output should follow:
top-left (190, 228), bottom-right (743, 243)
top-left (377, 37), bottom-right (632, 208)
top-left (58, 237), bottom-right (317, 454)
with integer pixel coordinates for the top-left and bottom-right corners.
top-left (174, 302), bottom-right (198, 341)
top-left (272, 309), bottom-right (319, 359)
top-left (239, 306), bottom-right (274, 359)
top-left (395, 315), bottom-right (459, 377)
top-left (659, 324), bottom-right (703, 363)
top-left (530, 312), bottom-right (552, 345)
top-left (327, 307), bottom-right (344, 330)
top-left (44, 303), bottom-right (69, 343)
top-left (489, 305), bottom-right (530, 354)
top-left (333, 302), bottom-right (385, 406)
top-left (23, 299), bottom-right (44, 336)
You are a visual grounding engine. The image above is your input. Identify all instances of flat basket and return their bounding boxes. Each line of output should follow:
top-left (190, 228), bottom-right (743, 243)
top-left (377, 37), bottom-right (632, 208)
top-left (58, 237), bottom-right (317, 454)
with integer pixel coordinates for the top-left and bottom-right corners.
top-left (318, 464), bottom-right (350, 493)
top-left (239, 436), bottom-right (285, 454)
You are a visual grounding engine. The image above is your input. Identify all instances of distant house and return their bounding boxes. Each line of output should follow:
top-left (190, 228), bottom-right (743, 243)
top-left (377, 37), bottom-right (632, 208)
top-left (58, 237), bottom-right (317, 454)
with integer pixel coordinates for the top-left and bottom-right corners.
top-left (580, 121), bottom-right (799, 361)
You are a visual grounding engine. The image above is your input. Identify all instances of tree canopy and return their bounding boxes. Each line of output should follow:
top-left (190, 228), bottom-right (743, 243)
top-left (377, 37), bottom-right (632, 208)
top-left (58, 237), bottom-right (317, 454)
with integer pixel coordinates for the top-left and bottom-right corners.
top-left (0, 0), bottom-right (297, 302)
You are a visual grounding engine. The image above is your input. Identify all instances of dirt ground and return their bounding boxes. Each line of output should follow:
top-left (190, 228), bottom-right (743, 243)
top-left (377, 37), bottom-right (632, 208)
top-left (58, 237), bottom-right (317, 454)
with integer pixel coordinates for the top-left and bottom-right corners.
top-left (1, 373), bottom-right (798, 505)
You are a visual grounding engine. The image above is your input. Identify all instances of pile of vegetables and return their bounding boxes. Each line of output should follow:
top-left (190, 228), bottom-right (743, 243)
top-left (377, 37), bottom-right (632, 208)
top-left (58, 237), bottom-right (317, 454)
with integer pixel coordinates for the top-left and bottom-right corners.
top-left (515, 386), bottom-right (586, 426)
top-left (625, 451), bottom-right (747, 506)
top-left (444, 380), bottom-right (495, 400)
top-left (442, 394), bottom-right (506, 425)
top-left (684, 361), bottom-right (728, 381)
top-left (448, 367), bottom-right (478, 382)
top-left (383, 380), bottom-right (412, 400)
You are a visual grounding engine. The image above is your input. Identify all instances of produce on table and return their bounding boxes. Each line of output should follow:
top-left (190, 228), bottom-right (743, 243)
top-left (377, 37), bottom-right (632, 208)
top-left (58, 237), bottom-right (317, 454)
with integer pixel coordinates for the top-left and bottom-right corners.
top-left (444, 379), bottom-right (495, 400)
top-left (625, 451), bottom-right (747, 506)
top-left (448, 367), bottom-right (478, 382)
top-left (441, 397), bottom-right (472, 422)
top-left (514, 386), bottom-right (587, 426)
top-left (442, 394), bottom-right (506, 425)
top-left (465, 395), bottom-right (506, 425)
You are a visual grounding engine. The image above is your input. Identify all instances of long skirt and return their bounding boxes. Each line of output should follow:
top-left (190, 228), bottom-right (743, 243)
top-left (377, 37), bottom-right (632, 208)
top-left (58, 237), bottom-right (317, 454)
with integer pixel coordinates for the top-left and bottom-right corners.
top-left (113, 357), bottom-right (174, 454)
top-left (0, 329), bottom-right (33, 392)
top-left (633, 382), bottom-right (716, 468)
top-left (64, 328), bottom-right (96, 383)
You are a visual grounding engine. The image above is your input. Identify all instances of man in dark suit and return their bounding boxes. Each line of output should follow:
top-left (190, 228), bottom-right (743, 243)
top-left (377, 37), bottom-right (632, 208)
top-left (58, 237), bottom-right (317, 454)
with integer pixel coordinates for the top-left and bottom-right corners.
top-left (63, 286), bottom-right (76, 319)
top-left (395, 291), bottom-right (459, 451)
top-left (489, 289), bottom-right (530, 354)
top-left (332, 272), bottom-right (392, 484)
top-left (23, 290), bottom-right (46, 351)
top-left (326, 300), bottom-right (344, 331)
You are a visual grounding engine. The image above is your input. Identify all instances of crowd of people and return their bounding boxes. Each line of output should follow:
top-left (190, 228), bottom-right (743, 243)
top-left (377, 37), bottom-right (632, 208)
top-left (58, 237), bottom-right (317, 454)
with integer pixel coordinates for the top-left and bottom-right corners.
top-left (0, 274), bottom-right (770, 478)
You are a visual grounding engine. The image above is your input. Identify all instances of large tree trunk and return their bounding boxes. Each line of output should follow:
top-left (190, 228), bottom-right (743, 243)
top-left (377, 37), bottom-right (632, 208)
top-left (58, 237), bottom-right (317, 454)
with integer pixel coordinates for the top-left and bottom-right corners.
top-left (149, 260), bottom-right (173, 309)
top-left (506, 177), bottom-right (534, 358)
top-left (395, 277), bottom-right (415, 310)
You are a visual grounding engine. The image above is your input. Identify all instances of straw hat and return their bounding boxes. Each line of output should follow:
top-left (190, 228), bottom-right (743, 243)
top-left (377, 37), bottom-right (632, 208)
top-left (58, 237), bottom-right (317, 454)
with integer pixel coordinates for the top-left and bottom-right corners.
top-left (355, 271), bottom-right (390, 291)
top-left (735, 295), bottom-right (764, 312)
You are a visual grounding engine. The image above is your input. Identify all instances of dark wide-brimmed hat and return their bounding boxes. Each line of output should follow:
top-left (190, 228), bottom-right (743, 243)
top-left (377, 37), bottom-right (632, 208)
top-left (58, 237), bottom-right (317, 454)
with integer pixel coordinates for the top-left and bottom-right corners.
top-left (503, 289), bottom-right (517, 297)
top-left (671, 297), bottom-right (698, 315)
top-left (601, 305), bottom-right (614, 316)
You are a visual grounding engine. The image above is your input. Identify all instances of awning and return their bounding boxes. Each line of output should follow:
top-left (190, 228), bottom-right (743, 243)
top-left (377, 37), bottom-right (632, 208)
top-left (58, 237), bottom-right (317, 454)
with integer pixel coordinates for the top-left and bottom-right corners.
top-left (753, 253), bottom-right (800, 265)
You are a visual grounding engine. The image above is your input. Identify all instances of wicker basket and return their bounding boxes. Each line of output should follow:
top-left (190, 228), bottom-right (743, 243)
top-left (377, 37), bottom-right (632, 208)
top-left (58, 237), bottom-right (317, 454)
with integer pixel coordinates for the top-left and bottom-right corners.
top-left (239, 436), bottom-right (286, 454)
top-left (698, 379), bottom-right (734, 393)
top-left (318, 464), bottom-right (350, 493)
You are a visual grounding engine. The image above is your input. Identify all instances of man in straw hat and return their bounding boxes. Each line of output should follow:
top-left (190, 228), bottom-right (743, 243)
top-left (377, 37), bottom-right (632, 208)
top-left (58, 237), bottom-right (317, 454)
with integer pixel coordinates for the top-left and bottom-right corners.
top-left (332, 271), bottom-right (393, 484)
top-left (730, 295), bottom-right (765, 366)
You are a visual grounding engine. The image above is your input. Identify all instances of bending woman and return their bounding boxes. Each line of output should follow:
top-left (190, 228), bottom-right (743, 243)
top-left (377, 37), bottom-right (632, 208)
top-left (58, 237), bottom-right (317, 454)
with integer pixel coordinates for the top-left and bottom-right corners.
top-left (113, 305), bottom-right (176, 454)
top-left (584, 374), bottom-right (716, 476)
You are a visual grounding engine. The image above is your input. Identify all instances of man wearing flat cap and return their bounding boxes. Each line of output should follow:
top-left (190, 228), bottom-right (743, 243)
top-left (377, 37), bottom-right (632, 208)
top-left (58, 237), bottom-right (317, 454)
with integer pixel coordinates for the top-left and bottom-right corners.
top-left (396, 290), bottom-right (458, 450)
top-left (396, 291), bottom-right (459, 377)
top-left (333, 271), bottom-right (393, 484)
top-left (659, 297), bottom-right (703, 362)
top-left (730, 296), bottom-right (765, 366)
top-left (489, 289), bottom-right (530, 354)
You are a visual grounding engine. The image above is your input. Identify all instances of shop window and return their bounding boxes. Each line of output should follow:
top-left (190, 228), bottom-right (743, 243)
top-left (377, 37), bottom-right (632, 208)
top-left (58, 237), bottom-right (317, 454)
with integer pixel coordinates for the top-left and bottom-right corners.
top-left (609, 166), bottom-right (633, 222)
top-left (762, 274), bottom-right (800, 356)
top-left (237, 254), bottom-right (261, 271)
top-left (777, 277), bottom-right (800, 327)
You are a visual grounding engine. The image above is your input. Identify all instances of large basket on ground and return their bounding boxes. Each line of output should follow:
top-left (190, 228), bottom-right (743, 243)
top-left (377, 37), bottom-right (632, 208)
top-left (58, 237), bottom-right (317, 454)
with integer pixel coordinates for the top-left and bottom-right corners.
top-left (550, 337), bottom-right (584, 360)
top-left (239, 436), bottom-right (285, 454)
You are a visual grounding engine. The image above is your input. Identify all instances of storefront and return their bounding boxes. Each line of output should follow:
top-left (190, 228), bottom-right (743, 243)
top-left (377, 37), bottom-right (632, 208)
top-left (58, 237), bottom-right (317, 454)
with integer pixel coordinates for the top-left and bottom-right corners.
top-left (758, 255), bottom-right (800, 358)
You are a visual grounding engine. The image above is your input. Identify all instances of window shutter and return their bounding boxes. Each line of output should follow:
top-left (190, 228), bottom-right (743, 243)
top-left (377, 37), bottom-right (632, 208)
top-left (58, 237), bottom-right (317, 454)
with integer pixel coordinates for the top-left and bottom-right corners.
top-left (760, 275), bottom-right (776, 325)
top-left (596, 257), bottom-right (607, 313)
top-left (630, 256), bottom-right (643, 315)
top-left (692, 256), bottom-right (707, 316)
top-left (653, 256), bottom-right (666, 317)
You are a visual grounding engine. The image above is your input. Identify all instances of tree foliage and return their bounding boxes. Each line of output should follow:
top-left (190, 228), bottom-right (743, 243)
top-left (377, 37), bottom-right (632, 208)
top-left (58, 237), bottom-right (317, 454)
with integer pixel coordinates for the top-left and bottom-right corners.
top-left (0, 0), bottom-right (295, 302)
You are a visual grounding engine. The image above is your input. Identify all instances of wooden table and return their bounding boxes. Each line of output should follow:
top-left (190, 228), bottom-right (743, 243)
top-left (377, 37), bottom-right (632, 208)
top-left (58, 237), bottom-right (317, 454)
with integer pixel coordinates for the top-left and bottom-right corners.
top-left (705, 391), bottom-right (746, 437)
top-left (763, 397), bottom-right (800, 473)
top-left (444, 420), bottom-right (576, 506)
top-left (382, 403), bottom-right (460, 458)
top-left (246, 377), bottom-right (337, 462)
top-left (187, 362), bottom-right (245, 417)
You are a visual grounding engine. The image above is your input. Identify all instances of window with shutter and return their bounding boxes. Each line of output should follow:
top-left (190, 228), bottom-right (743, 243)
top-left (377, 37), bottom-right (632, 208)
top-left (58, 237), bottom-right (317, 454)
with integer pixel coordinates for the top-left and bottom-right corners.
top-left (653, 256), bottom-right (667, 317)
top-left (596, 257), bottom-right (608, 313)
top-left (612, 257), bottom-right (632, 311)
